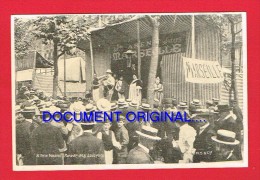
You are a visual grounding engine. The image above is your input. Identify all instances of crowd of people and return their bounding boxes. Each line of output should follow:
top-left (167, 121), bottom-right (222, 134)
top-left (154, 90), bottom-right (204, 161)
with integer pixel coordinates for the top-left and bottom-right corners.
top-left (15, 70), bottom-right (244, 165)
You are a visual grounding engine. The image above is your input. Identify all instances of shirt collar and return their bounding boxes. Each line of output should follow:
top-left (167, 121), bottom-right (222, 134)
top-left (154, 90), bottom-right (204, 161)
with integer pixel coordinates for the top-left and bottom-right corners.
top-left (25, 119), bottom-right (32, 123)
top-left (138, 143), bottom-right (149, 153)
top-left (83, 130), bottom-right (92, 133)
top-left (199, 123), bottom-right (210, 133)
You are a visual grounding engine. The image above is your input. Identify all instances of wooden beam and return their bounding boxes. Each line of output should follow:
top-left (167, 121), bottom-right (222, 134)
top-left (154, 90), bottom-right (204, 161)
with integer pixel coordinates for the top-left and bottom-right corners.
top-left (137, 20), bottom-right (141, 79)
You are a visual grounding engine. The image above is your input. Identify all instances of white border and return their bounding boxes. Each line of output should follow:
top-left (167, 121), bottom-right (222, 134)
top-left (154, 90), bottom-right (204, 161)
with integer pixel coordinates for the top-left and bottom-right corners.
top-left (11, 12), bottom-right (248, 171)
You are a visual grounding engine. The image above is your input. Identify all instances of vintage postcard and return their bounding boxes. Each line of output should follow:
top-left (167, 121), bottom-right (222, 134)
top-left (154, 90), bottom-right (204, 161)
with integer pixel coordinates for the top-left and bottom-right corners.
top-left (12, 13), bottom-right (248, 171)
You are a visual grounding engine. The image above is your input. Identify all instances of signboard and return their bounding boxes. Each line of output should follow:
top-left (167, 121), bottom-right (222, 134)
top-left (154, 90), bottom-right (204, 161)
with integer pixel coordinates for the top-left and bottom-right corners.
top-left (182, 57), bottom-right (224, 83)
top-left (111, 31), bottom-right (187, 61)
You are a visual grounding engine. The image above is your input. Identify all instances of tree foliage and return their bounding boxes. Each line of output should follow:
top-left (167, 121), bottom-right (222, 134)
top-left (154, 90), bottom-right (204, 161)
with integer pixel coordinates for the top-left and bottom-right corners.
top-left (29, 15), bottom-right (90, 98)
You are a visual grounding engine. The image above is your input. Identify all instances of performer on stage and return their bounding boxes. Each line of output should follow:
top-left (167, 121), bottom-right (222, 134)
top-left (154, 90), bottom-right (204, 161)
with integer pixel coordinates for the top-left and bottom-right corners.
top-left (102, 69), bottom-right (115, 101)
top-left (115, 76), bottom-right (127, 100)
top-left (92, 73), bottom-right (100, 102)
top-left (153, 77), bottom-right (163, 105)
top-left (128, 74), bottom-right (142, 106)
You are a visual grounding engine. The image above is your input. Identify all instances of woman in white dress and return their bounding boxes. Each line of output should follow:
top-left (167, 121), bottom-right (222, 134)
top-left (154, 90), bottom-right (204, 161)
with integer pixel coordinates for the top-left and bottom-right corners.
top-left (128, 74), bottom-right (142, 106)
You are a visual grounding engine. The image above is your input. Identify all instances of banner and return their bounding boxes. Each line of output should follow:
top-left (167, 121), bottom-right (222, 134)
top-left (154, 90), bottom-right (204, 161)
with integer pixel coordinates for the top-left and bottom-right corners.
top-left (182, 57), bottom-right (224, 83)
top-left (111, 31), bottom-right (187, 61)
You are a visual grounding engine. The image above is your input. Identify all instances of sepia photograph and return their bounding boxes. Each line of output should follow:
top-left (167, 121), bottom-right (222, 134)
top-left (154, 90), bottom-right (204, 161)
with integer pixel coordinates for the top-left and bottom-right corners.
top-left (12, 13), bottom-right (247, 170)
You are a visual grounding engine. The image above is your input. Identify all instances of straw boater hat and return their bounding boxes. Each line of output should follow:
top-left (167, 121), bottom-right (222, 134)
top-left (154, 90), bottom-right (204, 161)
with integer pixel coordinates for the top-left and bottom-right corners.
top-left (136, 125), bottom-right (161, 141)
top-left (211, 129), bottom-right (240, 145)
top-left (216, 104), bottom-right (232, 113)
top-left (97, 98), bottom-right (111, 112)
top-left (15, 105), bottom-right (22, 113)
top-left (110, 102), bottom-right (118, 110)
top-left (191, 99), bottom-right (201, 106)
top-left (140, 103), bottom-right (151, 111)
top-left (178, 102), bottom-right (188, 108)
top-left (22, 106), bottom-right (36, 113)
top-left (72, 103), bottom-right (85, 114)
top-left (129, 100), bottom-right (138, 107)
top-left (212, 98), bottom-right (220, 103)
top-left (85, 104), bottom-right (96, 113)
top-left (117, 99), bottom-right (128, 108)
top-left (206, 100), bottom-right (214, 106)
top-left (106, 69), bottom-right (112, 74)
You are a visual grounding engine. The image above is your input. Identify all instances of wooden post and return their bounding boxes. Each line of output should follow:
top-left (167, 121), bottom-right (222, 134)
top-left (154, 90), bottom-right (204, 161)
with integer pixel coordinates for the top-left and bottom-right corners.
top-left (192, 15), bottom-right (199, 100)
top-left (137, 20), bottom-right (141, 79)
top-left (63, 53), bottom-right (66, 97)
top-left (32, 50), bottom-right (37, 89)
top-left (89, 35), bottom-right (95, 87)
top-left (192, 15), bottom-right (195, 59)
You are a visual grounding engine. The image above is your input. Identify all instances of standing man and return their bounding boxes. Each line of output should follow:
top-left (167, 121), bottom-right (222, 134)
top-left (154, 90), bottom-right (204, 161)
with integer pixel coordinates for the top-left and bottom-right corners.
top-left (192, 112), bottom-right (216, 163)
top-left (30, 108), bottom-right (65, 165)
top-left (211, 129), bottom-right (240, 161)
top-left (113, 116), bottom-right (129, 164)
top-left (65, 121), bottom-right (105, 165)
top-left (127, 125), bottom-right (161, 164)
top-left (214, 103), bottom-right (242, 160)
top-left (16, 106), bottom-right (35, 165)
top-left (172, 120), bottom-right (197, 163)
top-left (103, 69), bottom-right (115, 101)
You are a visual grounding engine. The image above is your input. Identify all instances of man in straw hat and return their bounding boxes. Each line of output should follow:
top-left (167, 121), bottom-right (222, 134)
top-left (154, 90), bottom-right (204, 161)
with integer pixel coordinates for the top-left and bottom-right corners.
top-left (16, 106), bottom-right (36, 165)
top-left (30, 107), bottom-right (65, 165)
top-left (211, 129), bottom-right (240, 161)
top-left (102, 69), bottom-right (115, 101)
top-left (214, 103), bottom-right (242, 160)
top-left (65, 121), bottom-right (105, 165)
top-left (126, 125), bottom-right (161, 164)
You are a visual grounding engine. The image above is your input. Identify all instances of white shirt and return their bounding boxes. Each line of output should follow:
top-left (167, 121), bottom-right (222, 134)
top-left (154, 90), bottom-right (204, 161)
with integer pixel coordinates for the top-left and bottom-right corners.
top-left (97, 130), bottom-right (120, 148)
top-left (178, 124), bottom-right (197, 153)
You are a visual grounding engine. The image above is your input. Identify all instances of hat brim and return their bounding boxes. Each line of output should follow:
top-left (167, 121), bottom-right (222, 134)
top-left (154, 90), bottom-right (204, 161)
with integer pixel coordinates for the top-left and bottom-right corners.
top-left (211, 136), bottom-right (239, 145)
top-left (79, 121), bottom-right (96, 125)
top-left (136, 131), bottom-right (161, 140)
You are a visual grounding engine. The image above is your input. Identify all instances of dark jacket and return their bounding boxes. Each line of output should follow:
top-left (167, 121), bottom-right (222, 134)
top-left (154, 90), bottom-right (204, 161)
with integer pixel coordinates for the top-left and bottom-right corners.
top-left (65, 132), bottom-right (105, 165)
top-left (16, 120), bottom-right (34, 165)
top-left (193, 124), bottom-right (216, 163)
top-left (114, 126), bottom-right (129, 157)
top-left (30, 123), bottom-right (64, 165)
top-left (126, 145), bottom-right (154, 164)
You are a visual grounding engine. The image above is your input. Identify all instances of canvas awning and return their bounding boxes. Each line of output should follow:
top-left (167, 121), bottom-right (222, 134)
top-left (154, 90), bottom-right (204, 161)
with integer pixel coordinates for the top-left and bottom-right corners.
top-left (58, 57), bottom-right (86, 82)
top-left (77, 14), bottom-right (216, 50)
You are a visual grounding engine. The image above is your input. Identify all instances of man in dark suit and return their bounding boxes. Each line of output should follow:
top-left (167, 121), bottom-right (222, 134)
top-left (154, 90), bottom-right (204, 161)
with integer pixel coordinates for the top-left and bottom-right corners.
top-left (192, 112), bottom-right (216, 163)
top-left (113, 116), bottom-right (129, 164)
top-left (16, 106), bottom-right (35, 165)
top-left (30, 112), bottom-right (65, 165)
top-left (126, 125), bottom-right (161, 164)
top-left (211, 129), bottom-right (240, 162)
top-left (214, 104), bottom-right (242, 160)
top-left (65, 121), bottom-right (105, 165)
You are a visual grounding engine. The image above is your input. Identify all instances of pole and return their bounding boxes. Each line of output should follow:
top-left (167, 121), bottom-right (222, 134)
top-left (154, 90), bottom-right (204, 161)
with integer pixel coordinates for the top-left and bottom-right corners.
top-left (192, 15), bottom-right (199, 100)
top-left (137, 20), bottom-right (141, 79)
top-left (89, 35), bottom-right (94, 80)
top-left (63, 52), bottom-right (66, 97)
top-left (192, 15), bottom-right (195, 59)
